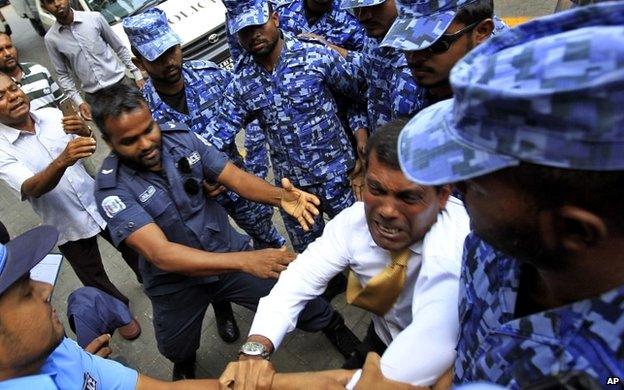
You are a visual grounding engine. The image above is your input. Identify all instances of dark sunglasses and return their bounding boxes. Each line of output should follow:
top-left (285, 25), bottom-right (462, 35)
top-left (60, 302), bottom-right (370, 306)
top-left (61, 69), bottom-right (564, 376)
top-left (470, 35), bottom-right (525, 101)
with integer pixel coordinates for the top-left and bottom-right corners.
top-left (425, 20), bottom-right (481, 54)
top-left (177, 157), bottom-right (201, 195)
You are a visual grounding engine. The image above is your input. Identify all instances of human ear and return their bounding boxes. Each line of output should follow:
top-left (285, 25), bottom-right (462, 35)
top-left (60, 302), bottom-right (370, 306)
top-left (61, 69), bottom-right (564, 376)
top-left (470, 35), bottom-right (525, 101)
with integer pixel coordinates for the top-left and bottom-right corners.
top-left (541, 206), bottom-right (608, 253)
top-left (436, 184), bottom-right (452, 209)
top-left (472, 19), bottom-right (495, 46)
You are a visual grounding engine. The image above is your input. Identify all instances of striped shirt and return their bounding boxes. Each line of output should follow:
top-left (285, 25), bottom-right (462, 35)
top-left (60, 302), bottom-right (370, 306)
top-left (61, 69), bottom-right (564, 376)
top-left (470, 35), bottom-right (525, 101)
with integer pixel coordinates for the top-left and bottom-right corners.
top-left (18, 62), bottom-right (63, 111)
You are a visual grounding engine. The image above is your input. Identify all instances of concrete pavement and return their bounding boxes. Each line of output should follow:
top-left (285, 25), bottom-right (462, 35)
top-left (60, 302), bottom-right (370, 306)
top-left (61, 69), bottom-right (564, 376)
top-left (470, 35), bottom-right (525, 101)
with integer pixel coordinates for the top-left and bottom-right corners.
top-left (0, 0), bottom-right (559, 380)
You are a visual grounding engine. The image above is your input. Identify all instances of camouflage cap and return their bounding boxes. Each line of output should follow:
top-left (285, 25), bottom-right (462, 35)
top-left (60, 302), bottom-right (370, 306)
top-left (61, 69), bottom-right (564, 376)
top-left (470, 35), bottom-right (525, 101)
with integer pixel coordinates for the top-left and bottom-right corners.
top-left (223, 0), bottom-right (271, 34)
top-left (381, 0), bottom-right (479, 50)
top-left (122, 8), bottom-right (181, 62)
top-left (399, 2), bottom-right (624, 186)
top-left (339, 0), bottom-right (387, 10)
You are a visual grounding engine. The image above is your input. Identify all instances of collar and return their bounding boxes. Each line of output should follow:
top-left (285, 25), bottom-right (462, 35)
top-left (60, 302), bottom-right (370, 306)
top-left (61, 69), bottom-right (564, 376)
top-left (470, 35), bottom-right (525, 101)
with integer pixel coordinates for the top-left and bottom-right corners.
top-left (0, 110), bottom-right (42, 144)
top-left (56, 9), bottom-right (82, 32)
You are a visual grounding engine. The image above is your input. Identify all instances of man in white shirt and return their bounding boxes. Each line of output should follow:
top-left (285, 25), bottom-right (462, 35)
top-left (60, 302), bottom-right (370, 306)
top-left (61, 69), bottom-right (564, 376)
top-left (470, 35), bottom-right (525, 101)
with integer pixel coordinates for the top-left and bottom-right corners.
top-left (0, 72), bottom-right (141, 339)
top-left (235, 120), bottom-right (470, 387)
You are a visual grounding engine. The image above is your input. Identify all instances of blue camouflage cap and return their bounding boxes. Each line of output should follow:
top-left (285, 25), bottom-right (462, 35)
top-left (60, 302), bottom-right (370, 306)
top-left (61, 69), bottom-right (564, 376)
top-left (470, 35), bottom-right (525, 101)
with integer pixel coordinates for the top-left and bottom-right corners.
top-left (223, 0), bottom-right (271, 34)
top-left (399, 2), bottom-right (624, 186)
top-left (339, 0), bottom-right (386, 10)
top-left (381, 0), bottom-right (479, 50)
top-left (123, 8), bottom-right (181, 62)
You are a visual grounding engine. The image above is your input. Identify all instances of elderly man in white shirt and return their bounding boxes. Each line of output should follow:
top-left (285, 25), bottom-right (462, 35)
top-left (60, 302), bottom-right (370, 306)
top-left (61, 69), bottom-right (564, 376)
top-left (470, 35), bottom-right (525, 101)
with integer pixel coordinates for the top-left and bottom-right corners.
top-left (0, 72), bottom-right (141, 339)
top-left (231, 119), bottom-right (470, 388)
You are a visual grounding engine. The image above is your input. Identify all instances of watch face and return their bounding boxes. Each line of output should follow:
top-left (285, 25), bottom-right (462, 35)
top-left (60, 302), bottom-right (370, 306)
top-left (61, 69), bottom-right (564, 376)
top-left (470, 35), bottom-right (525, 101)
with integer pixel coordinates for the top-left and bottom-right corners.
top-left (242, 342), bottom-right (264, 356)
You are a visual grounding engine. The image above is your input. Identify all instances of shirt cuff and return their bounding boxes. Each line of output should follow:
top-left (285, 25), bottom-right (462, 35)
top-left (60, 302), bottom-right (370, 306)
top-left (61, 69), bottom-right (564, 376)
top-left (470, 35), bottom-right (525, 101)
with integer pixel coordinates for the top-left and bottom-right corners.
top-left (71, 92), bottom-right (85, 107)
top-left (345, 369), bottom-right (362, 389)
top-left (248, 296), bottom-right (296, 350)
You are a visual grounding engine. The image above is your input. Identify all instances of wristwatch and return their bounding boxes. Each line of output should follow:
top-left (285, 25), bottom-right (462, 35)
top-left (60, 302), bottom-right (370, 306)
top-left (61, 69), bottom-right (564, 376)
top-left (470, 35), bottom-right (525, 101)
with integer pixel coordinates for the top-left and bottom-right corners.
top-left (238, 341), bottom-right (271, 359)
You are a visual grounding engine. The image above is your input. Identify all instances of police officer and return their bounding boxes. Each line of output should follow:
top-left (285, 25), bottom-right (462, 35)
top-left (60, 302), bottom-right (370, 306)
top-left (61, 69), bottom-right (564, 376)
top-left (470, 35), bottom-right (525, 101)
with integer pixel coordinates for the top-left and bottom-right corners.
top-left (275, 0), bottom-right (367, 51)
top-left (91, 84), bottom-right (360, 380)
top-left (398, 2), bottom-right (624, 385)
top-left (380, 0), bottom-right (507, 105)
top-left (336, 0), bottom-right (425, 151)
top-left (215, 0), bottom-right (367, 256)
top-left (122, 8), bottom-right (288, 343)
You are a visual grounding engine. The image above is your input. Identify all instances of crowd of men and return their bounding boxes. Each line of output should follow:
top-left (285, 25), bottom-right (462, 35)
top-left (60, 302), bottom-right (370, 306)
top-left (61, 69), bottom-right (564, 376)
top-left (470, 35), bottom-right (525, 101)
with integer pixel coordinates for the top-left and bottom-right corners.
top-left (0, 0), bottom-right (623, 388)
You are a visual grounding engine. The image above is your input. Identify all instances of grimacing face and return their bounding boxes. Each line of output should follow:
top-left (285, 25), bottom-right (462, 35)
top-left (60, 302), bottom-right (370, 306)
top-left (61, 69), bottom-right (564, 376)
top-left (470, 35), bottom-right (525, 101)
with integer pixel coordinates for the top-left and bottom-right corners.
top-left (0, 75), bottom-right (30, 127)
top-left (0, 277), bottom-right (65, 377)
top-left (139, 45), bottom-right (183, 85)
top-left (104, 104), bottom-right (163, 172)
top-left (364, 151), bottom-right (450, 252)
top-left (238, 12), bottom-right (281, 58)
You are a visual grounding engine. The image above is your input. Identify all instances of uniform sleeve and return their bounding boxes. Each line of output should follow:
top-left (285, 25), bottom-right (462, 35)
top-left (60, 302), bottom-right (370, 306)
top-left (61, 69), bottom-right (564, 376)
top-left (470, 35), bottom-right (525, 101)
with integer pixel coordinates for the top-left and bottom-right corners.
top-left (243, 120), bottom-right (269, 179)
top-left (46, 338), bottom-right (138, 390)
top-left (97, 13), bottom-right (142, 80)
top-left (94, 183), bottom-right (153, 247)
top-left (191, 133), bottom-right (230, 181)
top-left (212, 80), bottom-right (249, 151)
top-left (249, 210), bottom-right (352, 348)
top-left (321, 47), bottom-right (368, 132)
top-left (0, 150), bottom-right (36, 199)
top-left (44, 37), bottom-right (84, 106)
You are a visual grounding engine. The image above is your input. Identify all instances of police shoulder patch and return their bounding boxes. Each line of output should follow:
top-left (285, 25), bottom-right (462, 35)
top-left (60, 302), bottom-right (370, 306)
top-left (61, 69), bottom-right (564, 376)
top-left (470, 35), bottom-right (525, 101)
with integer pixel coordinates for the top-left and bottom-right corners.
top-left (101, 195), bottom-right (127, 218)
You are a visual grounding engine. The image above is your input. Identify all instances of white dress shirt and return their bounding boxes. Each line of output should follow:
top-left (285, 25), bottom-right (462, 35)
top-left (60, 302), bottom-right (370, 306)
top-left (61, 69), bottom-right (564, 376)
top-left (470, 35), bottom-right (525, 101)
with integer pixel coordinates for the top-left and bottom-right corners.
top-left (0, 108), bottom-right (105, 245)
top-left (249, 197), bottom-right (470, 386)
top-left (44, 11), bottom-right (142, 106)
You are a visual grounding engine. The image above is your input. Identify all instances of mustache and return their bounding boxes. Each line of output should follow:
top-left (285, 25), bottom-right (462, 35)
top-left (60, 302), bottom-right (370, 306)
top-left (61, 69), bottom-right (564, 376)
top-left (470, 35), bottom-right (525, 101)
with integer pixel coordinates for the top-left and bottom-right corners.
top-left (407, 61), bottom-right (435, 74)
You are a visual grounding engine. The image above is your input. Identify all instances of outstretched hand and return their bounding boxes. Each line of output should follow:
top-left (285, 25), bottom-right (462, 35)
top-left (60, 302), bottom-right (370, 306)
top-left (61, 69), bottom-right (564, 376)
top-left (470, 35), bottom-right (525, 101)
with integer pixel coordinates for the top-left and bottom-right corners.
top-left (279, 178), bottom-right (320, 231)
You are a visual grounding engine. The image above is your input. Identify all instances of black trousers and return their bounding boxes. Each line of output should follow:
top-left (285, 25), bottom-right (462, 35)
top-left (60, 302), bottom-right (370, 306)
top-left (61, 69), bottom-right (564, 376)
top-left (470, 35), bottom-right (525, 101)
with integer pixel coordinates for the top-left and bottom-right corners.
top-left (151, 271), bottom-right (335, 363)
top-left (343, 321), bottom-right (388, 369)
top-left (58, 227), bottom-right (141, 307)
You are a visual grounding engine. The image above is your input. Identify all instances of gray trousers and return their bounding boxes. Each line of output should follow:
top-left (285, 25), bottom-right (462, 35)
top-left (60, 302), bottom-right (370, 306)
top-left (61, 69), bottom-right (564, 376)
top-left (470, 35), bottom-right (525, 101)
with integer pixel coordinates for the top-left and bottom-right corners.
top-left (150, 272), bottom-right (334, 363)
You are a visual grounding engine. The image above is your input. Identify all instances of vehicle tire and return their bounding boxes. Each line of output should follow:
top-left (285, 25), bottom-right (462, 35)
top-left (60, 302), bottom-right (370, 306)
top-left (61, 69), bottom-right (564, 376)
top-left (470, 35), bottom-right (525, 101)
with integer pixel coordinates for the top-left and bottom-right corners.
top-left (30, 18), bottom-right (47, 36)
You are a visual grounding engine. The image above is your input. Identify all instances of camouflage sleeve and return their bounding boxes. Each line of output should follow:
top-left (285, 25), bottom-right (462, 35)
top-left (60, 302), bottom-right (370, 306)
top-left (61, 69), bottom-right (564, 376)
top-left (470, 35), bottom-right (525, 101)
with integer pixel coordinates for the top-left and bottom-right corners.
top-left (213, 81), bottom-right (248, 151)
top-left (243, 120), bottom-right (270, 179)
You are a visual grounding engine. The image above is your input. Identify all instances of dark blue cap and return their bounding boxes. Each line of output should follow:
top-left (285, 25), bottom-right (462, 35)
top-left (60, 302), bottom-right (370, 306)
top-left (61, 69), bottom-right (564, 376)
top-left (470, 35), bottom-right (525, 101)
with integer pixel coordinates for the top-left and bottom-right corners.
top-left (0, 226), bottom-right (58, 296)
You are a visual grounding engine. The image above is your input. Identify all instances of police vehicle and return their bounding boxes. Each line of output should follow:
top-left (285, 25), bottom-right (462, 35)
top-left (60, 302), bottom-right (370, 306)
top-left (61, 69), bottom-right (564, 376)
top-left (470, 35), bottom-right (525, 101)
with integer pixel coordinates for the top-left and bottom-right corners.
top-left (33, 0), bottom-right (233, 69)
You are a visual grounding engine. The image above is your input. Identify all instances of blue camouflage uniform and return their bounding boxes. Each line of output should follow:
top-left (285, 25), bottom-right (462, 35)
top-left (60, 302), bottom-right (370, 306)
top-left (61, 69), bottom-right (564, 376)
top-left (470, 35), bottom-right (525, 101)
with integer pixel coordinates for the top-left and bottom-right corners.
top-left (94, 122), bottom-right (333, 363)
top-left (339, 0), bottom-right (427, 133)
top-left (398, 2), bottom-right (624, 387)
top-left (276, 0), bottom-right (367, 51)
top-left (218, 0), bottom-right (367, 252)
top-left (142, 61), bottom-right (286, 249)
top-left (123, 8), bottom-right (285, 249)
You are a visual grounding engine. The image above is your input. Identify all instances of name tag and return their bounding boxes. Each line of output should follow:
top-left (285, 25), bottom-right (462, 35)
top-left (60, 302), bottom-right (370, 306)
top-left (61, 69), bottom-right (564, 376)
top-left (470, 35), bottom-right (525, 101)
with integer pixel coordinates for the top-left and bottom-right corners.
top-left (188, 151), bottom-right (201, 166)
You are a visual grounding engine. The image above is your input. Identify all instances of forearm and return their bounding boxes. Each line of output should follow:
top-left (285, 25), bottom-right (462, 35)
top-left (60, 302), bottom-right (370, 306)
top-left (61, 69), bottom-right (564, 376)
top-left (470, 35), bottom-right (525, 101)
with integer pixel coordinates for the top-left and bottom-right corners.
top-left (144, 240), bottom-right (255, 277)
top-left (136, 374), bottom-right (218, 390)
top-left (219, 163), bottom-right (282, 207)
top-left (20, 158), bottom-right (67, 198)
top-left (272, 370), bottom-right (356, 390)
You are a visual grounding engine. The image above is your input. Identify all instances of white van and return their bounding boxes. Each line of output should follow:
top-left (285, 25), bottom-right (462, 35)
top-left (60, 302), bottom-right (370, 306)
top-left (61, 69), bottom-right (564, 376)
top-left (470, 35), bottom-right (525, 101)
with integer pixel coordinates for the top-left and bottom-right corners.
top-left (34, 0), bottom-right (232, 68)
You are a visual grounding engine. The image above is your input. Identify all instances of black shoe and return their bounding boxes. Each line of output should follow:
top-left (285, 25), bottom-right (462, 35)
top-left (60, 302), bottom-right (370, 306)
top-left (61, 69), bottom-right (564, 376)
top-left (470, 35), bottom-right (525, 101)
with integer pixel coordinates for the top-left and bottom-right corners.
top-left (321, 273), bottom-right (347, 302)
top-left (213, 301), bottom-right (240, 343)
top-left (172, 355), bottom-right (196, 381)
top-left (322, 312), bottom-right (361, 359)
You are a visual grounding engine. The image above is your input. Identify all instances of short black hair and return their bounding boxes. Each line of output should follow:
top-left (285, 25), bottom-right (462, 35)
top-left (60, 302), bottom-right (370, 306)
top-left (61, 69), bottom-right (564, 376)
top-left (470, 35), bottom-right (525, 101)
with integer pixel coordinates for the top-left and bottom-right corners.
top-left (500, 163), bottom-right (624, 233)
top-left (454, 0), bottom-right (494, 26)
top-left (364, 118), bottom-right (408, 170)
top-left (91, 83), bottom-right (146, 140)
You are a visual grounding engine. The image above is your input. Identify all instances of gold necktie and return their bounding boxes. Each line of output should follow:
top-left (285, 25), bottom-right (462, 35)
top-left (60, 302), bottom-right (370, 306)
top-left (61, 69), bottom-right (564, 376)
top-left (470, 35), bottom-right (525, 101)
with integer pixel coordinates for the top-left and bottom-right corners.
top-left (346, 248), bottom-right (411, 316)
